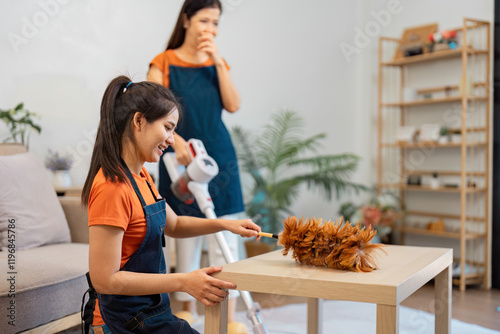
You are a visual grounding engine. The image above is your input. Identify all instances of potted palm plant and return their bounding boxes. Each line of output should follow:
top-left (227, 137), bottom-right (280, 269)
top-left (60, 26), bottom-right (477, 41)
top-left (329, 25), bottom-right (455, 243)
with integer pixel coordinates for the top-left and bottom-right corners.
top-left (232, 109), bottom-right (367, 254)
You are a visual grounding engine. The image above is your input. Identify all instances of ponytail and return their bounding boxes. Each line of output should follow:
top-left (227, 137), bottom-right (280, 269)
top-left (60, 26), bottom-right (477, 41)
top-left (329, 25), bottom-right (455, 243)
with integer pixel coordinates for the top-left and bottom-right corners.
top-left (82, 76), bottom-right (180, 206)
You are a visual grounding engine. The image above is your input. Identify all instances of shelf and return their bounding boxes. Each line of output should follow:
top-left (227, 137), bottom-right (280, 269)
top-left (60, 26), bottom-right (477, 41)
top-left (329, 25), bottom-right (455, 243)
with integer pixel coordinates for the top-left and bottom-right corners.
top-left (381, 47), bottom-right (488, 66)
top-left (381, 95), bottom-right (488, 107)
top-left (417, 82), bottom-right (487, 95)
top-left (453, 274), bottom-right (484, 286)
top-left (404, 170), bottom-right (486, 177)
top-left (380, 183), bottom-right (486, 193)
top-left (381, 141), bottom-right (487, 148)
top-left (404, 210), bottom-right (486, 222)
top-left (393, 226), bottom-right (486, 239)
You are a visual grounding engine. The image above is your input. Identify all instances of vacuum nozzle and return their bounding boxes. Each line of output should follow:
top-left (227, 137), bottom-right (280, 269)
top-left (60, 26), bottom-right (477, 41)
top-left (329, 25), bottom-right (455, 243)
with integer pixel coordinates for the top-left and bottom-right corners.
top-left (169, 139), bottom-right (218, 204)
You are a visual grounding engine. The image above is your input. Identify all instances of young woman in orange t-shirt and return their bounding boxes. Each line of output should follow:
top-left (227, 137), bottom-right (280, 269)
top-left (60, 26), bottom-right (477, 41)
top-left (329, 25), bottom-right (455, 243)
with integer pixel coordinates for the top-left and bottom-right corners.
top-left (81, 75), bottom-right (260, 334)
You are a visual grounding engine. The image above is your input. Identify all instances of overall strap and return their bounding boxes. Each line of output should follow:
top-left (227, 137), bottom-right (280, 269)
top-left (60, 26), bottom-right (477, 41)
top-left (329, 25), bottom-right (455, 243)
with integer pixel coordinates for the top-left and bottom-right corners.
top-left (145, 179), bottom-right (162, 202)
top-left (81, 272), bottom-right (97, 334)
top-left (120, 159), bottom-right (158, 206)
top-left (121, 160), bottom-right (147, 207)
top-left (120, 159), bottom-right (165, 247)
top-left (143, 176), bottom-right (166, 247)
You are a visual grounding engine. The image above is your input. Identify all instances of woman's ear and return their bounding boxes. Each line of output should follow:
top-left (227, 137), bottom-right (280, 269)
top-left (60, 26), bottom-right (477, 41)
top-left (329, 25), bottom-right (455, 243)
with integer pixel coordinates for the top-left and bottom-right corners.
top-left (183, 13), bottom-right (189, 29)
top-left (132, 112), bottom-right (144, 130)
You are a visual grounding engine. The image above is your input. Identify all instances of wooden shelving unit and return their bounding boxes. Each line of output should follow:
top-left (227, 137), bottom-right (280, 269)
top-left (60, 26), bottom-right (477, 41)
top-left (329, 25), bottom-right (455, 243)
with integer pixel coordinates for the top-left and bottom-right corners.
top-left (377, 18), bottom-right (491, 291)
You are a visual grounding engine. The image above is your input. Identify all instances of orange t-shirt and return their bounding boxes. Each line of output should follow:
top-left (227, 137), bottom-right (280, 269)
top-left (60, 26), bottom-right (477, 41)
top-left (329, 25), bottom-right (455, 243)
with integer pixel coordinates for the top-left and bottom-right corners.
top-left (150, 49), bottom-right (230, 88)
top-left (88, 167), bottom-right (159, 326)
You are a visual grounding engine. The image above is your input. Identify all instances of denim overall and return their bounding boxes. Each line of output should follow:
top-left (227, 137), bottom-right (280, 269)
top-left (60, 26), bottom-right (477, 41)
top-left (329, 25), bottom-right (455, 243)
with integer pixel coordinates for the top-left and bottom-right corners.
top-left (90, 166), bottom-right (199, 334)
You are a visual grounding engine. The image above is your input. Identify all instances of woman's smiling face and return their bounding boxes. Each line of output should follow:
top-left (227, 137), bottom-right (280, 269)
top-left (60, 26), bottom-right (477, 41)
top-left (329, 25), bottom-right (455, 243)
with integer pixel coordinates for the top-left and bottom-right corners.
top-left (135, 108), bottom-right (179, 164)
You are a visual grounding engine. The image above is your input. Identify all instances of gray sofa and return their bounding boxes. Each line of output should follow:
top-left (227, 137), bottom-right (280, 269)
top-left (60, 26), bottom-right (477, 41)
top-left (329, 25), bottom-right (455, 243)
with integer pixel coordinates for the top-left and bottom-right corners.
top-left (0, 143), bottom-right (89, 333)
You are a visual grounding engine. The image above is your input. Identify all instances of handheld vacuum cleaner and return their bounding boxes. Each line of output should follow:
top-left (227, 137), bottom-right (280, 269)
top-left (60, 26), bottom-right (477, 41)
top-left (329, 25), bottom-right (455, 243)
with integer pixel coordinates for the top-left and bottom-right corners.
top-left (163, 138), bottom-right (268, 334)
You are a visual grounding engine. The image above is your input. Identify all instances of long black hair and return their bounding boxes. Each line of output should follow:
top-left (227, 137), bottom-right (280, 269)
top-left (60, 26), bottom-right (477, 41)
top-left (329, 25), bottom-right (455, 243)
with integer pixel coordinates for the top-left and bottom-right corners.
top-left (166, 0), bottom-right (223, 50)
top-left (82, 75), bottom-right (181, 206)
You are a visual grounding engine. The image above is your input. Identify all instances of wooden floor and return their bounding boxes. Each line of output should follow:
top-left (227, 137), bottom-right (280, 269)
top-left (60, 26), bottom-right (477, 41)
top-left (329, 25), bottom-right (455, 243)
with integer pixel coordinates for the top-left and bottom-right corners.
top-left (400, 283), bottom-right (500, 331)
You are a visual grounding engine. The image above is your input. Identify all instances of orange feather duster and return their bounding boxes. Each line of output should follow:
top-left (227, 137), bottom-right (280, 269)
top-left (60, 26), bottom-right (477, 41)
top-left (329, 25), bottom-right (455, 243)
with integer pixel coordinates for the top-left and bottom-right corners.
top-left (276, 216), bottom-right (386, 272)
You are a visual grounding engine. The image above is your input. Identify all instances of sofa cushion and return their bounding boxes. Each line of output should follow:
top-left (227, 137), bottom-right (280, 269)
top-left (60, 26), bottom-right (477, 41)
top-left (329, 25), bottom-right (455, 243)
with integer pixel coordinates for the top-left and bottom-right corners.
top-left (0, 152), bottom-right (71, 250)
top-left (0, 243), bottom-right (89, 333)
top-left (0, 243), bottom-right (89, 296)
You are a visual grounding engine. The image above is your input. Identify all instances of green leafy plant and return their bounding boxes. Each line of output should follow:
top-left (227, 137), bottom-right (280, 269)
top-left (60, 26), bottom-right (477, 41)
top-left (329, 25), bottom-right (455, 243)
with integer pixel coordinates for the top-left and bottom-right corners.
top-left (232, 109), bottom-right (367, 238)
top-left (0, 103), bottom-right (41, 148)
top-left (439, 126), bottom-right (449, 136)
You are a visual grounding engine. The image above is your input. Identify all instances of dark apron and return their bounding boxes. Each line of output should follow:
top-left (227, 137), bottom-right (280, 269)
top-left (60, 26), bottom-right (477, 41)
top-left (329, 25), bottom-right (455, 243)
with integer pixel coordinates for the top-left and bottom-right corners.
top-left (158, 62), bottom-right (244, 218)
top-left (82, 165), bottom-right (199, 334)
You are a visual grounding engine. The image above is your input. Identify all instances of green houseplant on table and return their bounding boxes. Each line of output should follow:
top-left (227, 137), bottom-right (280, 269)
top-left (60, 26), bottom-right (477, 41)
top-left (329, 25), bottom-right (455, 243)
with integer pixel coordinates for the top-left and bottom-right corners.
top-left (231, 109), bottom-right (367, 254)
top-left (0, 102), bottom-right (41, 149)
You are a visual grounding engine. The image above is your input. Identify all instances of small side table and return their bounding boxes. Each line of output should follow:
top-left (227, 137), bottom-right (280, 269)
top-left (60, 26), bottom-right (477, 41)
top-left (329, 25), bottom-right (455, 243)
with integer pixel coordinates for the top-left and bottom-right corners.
top-left (206, 245), bottom-right (452, 334)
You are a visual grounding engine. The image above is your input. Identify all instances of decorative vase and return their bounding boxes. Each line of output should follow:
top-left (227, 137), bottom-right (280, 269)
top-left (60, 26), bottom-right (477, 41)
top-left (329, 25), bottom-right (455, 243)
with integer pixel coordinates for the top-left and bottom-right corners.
top-left (429, 176), bottom-right (440, 189)
top-left (52, 170), bottom-right (72, 188)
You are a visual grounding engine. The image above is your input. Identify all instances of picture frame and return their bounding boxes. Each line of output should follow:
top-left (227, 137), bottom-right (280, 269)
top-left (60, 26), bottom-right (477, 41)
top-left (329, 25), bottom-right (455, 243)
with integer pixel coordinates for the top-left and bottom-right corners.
top-left (396, 125), bottom-right (417, 143)
top-left (394, 23), bottom-right (438, 60)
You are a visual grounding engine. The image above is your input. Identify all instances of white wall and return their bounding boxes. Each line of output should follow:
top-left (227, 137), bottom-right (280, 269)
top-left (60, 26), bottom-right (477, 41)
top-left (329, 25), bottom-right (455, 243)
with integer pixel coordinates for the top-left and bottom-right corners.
top-left (0, 0), bottom-right (493, 223)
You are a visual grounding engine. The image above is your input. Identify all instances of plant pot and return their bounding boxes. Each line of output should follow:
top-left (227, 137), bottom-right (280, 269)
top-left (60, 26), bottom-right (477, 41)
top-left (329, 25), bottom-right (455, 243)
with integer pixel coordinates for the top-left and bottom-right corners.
top-left (244, 240), bottom-right (276, 258)
top-left (438, 136), bottom-right (448, 144)
top-left (52, 170), bottom-right (72, 188)
top-left (429, 177), bottom-right (439, 189)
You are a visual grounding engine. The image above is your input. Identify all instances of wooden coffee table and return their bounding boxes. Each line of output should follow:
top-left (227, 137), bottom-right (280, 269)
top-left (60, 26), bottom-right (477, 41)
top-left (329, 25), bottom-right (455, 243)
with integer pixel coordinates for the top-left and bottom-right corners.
top-left (206, 245), bottom-right (452, 334)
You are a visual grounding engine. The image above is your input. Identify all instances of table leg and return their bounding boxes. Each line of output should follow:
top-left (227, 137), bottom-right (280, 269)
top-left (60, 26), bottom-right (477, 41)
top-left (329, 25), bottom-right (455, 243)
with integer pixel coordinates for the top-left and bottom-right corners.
top-left (307, 298), bottom-right (322, 334)
top-left (204, 298), bottom-right (228, 334)
top-left (435, 264), bottom-right (451, 334)
top-left (376, 304), bottom-right (399, 334)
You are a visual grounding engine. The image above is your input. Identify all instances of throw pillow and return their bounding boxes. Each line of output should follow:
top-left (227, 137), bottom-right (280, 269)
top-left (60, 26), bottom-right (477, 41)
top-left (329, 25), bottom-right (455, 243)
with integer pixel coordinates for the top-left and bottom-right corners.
top-left (0, 152), bottom-right (71, 250)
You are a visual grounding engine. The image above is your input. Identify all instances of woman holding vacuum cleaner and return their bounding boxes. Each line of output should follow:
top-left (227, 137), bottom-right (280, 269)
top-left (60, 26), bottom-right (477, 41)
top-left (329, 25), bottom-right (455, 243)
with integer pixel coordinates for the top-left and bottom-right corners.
top-left (81, 75), bottom-right (260, 334)
top-left (148, 0), bottom-right (247, 331)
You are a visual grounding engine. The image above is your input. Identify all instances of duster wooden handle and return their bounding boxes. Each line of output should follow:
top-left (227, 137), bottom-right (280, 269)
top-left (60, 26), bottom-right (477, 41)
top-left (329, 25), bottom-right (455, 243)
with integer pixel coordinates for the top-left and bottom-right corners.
top-left (258, 232), bottom-right (279, 239)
